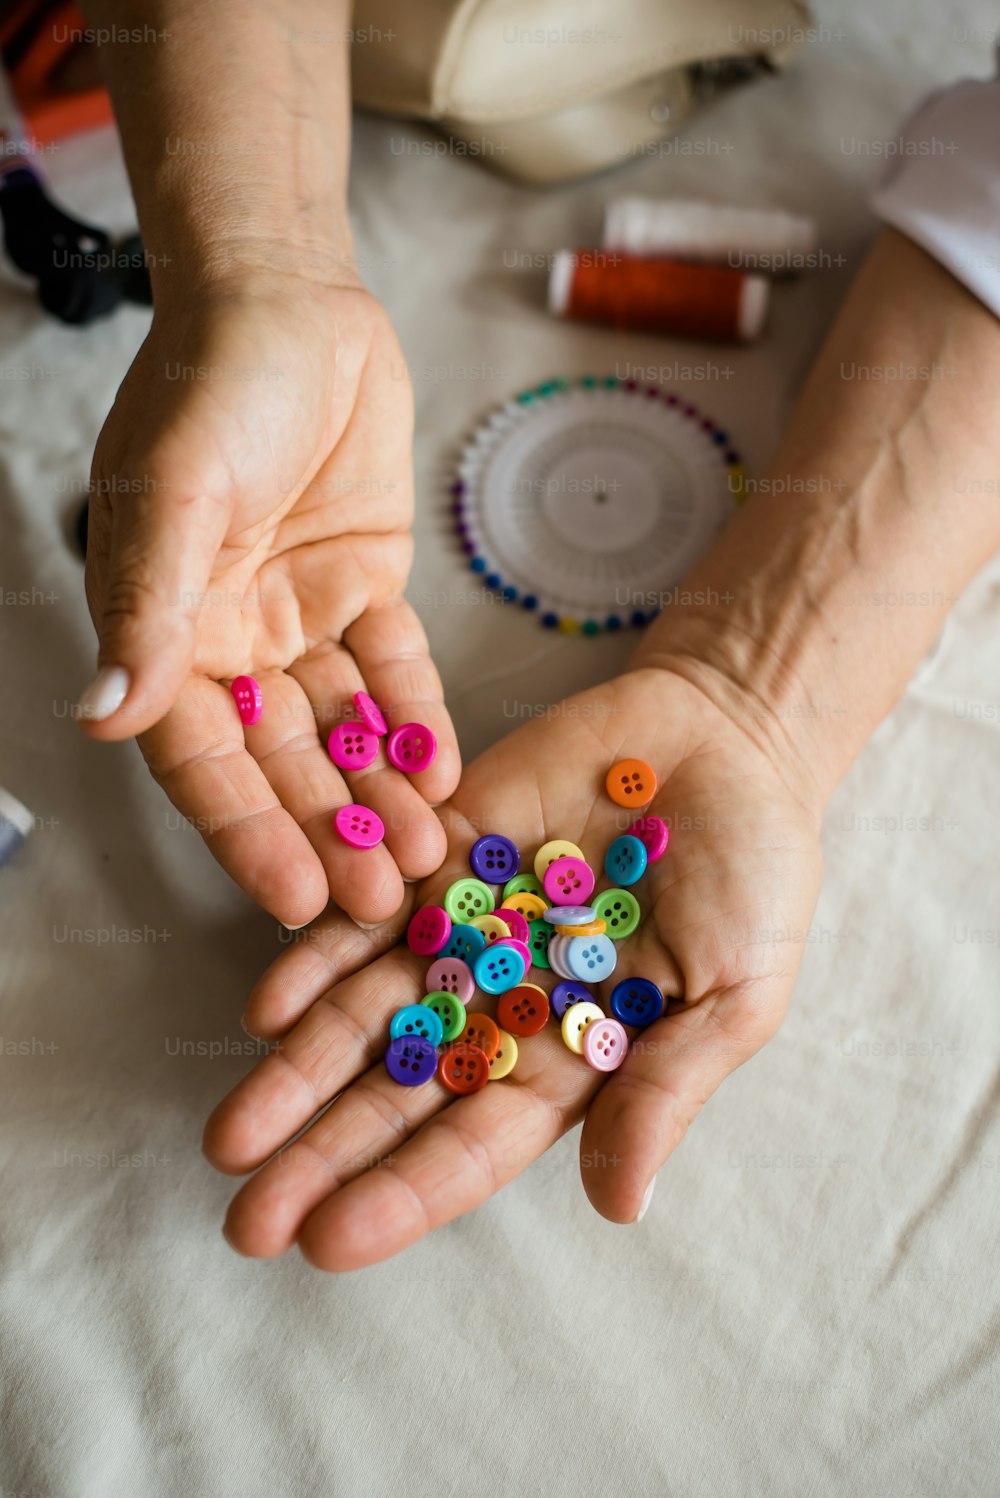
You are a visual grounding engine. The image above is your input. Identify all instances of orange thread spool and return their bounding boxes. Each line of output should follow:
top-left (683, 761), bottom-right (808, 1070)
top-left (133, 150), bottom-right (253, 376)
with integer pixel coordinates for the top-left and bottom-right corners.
top-left (549, 251), bottom-right (768, 343)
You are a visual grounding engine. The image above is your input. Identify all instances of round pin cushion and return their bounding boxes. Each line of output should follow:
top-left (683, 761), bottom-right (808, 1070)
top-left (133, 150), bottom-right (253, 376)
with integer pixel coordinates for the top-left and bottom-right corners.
top-left (452, 375), bottom-right (743, 634)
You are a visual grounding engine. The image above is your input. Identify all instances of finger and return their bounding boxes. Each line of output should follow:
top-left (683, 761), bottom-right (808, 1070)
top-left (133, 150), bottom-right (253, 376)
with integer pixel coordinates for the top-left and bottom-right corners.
top-left (204, 947), bottom-right (429, 1175)
top-left (289, 645), bottom-right (447, 882)
top-left (244, 668), bottom-right (405, 923)
top-left (579, 985), bottom-right (783, 1225)
top-left (345, 599), bottom-right (461, 808)
top-left (79, 474), bottom-right (231, 740)
top-left (242, 906), bottom-right (408, 1040)
top-left (139, 675), bottom-right (329, 927)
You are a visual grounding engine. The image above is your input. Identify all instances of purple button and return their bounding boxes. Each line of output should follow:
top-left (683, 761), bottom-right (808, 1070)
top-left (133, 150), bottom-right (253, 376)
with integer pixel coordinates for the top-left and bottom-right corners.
top-left (385, 1035), bottom-right (438, 1086)
top-left (386, 722), bottom-right (437, 773)
top-left (354, 690), bottom-right (388, 736)
top-left (550, 980), bottom-right (593, 1019)
top-left (328, 722), bottom-right (379, 770)
top-left (469, 834), bottom-right (520, 883)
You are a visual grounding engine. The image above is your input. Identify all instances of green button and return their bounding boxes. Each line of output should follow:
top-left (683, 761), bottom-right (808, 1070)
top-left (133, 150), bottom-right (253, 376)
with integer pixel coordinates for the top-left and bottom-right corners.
top-left (503, 873), bottom-right (545, 901)
top-left (443, 878), bottom-right (495, 923)
top-left (592, 888), bottom-right (640, 940)
top-left (527, 918), bottom-right (552, 969)
top-left (420, 992), bottom-right (467, 1042)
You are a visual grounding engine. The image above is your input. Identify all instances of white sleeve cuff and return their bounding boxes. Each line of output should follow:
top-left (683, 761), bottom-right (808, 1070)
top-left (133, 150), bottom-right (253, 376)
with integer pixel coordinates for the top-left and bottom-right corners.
top-left (871, 56), bottom-right (1000, 317)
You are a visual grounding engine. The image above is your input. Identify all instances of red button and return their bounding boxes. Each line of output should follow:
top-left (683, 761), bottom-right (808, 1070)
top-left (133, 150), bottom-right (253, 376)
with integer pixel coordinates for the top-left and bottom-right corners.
top-left (460, 1012), bottom-right (501, 1061)
top-left (497, 984), bottom-right (550, 1037)
top-left (438, 1044), bottom-right (491, 1094)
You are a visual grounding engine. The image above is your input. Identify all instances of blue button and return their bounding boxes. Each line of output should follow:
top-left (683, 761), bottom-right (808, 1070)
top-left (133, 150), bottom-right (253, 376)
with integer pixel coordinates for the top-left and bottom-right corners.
top-left (389, 1004), bottom-right (444, 1047)
top-left (474, 943), bottom-right (527, 994)
top-left (610, 978), bottom-right (663, 1028)
top-left (469, 834), bottom-right (520, 883)
top-left (604, 834), bottom-right (648, 887)
top-left (565, 933), bottom-right (618, 981)
top-left (550, 980), bottom-right (593, 1019)
top-left (443, 923), bottom-right (487, 962)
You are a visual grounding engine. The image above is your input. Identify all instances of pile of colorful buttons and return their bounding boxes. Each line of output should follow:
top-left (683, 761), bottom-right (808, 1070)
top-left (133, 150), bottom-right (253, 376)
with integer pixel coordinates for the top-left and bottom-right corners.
top-left (327, 692), bottom-right (437, 850)
top-left (384, 757), bottom-right (672, 1094)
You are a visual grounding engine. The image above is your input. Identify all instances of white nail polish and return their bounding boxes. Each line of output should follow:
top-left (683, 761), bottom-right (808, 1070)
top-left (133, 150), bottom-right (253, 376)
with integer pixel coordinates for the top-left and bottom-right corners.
top-left (635, 1176), bottom-right (656, 1223)
top-left (78, 666), bottom-right (130, 721)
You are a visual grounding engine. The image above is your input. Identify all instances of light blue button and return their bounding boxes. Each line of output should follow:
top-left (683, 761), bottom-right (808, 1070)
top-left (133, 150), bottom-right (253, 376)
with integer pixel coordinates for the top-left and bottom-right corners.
top-left (390, 1004), bottom-right (444, 1047)
top-left (474, 943), bottom-right (527, 994)
top-left (565, 933), bottom-right (618, 981)
top-left (604, 835), bottom-right (648, 887)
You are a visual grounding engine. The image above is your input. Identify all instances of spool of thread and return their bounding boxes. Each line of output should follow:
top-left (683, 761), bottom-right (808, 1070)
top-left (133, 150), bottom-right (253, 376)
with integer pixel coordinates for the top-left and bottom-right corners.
top-left (0, 786), bottom-right (32, 869)
top-left (603, 196), bottom-right (817, 273)
top-left (549, 251), bottom-right (768, 343)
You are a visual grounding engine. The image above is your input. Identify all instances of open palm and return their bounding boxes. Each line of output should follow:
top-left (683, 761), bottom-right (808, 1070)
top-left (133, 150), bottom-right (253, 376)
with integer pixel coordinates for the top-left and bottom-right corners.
top-left (83, 283), bottom-right (459, 925)
top-left (204, 666), bottom-right (824, 1269)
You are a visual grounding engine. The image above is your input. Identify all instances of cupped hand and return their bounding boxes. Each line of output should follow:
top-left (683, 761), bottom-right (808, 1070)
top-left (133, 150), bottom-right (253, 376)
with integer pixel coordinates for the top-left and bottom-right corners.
top-left (81, 280), bottom-right (459, 925)
top-left (203, 665), bottom-right (824, 1270)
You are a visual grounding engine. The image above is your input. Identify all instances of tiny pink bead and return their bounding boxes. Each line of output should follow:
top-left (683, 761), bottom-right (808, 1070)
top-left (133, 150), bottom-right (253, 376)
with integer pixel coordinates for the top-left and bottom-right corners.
top-left (354, 690), bottom-right (388, 736)
top-left (231, 675), bottom-right (263, 726)
top-left (582, 1017), bottom-right (629, 1072)
top-left (407, 905), bottom-right (452, 956)
top-left (333, 804), bottom-right (384, 850)
top-left (328, 722), bottom-right (379, 770)
top-left (627, 816), bottom-right (670, 861)
top-left (386, 722), bottom-right (437, 773)
top-left (496, 908), bottom-right (530, 944)
top-left (426, 956), bottom-right (475, 1004)
top-left (543, 855), bottom-right (596, 906)
top-left (494, 937), bottom-right (532, 968)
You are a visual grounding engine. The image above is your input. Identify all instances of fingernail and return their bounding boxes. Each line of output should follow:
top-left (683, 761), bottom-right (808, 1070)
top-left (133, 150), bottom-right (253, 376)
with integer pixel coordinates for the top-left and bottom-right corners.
top-left (78, 665), bottom-right (130, 721)
top-left (355, 919), bottom-right (382, 931)
top-left (283, 922), bottom-right (309, 932)
top-left (634, 1176), bottom-right (656, 1223)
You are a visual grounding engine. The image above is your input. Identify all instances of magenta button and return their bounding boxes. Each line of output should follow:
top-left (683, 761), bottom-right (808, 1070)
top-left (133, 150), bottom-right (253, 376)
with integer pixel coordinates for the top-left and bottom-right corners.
top-left (231, 675), bottom-right (263, 726)
top-left (354, 690), bottom-right (388, 736)
top-left (328, 722), bottom-right (379, 770)
top-left (495, 907), bottom-right (530, 945)
top-left (627, 816), bottom-right (669, 862)
top-left (543, 856), bottom-right (596, 906)
top-left (407, 905), bottom-right (452, 956)
top-left (333, 804), bottom-right (384, 849)
top-left (387, 722), bottom-right (437, 773)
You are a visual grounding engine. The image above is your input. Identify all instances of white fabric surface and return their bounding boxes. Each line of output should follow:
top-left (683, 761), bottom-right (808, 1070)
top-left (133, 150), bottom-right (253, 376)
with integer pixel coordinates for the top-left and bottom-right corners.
top-left (2, 4), bottom-right (999, 1495)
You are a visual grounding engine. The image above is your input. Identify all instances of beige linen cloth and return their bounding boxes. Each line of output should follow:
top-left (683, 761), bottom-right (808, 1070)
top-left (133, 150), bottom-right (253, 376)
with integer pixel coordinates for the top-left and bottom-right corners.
top-left (0, 2), bottom-right (997, 1493)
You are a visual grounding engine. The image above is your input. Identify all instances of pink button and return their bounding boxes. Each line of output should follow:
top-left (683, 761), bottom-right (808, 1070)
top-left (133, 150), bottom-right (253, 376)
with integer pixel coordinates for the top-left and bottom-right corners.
top-left (495, 907), bottom-right (530, 945)
top-left (426, 956), bottom-right (475, 1004)
top-left (334, 803), bottom-right (384, 849)
top-left (407, 905), bottom-right (452, 956)
top-left (627, 816), bottom-right (669, 862)
top-left (387, 722), bottom-right (437, 773)
top-left (354, 690), bottom-right (388, 737)
top-left (231, 675), bottom-right (263, 726)
top-left (582, 1016), bottom-right (629, 1071)
top-left (494, 937), bottom-right (532, 968)
top-left (543, 856), bottom-right (596, 906)
top-left (328, 722), bottom-right (379, 770)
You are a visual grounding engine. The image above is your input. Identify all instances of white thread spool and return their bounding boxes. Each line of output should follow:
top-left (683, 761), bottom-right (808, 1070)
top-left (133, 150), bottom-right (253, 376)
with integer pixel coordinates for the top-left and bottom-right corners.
top-left (603, 197), bottom-right (818, 274)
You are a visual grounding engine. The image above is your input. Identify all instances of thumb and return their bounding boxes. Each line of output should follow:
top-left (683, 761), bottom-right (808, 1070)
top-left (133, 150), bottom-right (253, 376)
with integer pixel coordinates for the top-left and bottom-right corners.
top-left (79, 483), bottom-right (232, 739)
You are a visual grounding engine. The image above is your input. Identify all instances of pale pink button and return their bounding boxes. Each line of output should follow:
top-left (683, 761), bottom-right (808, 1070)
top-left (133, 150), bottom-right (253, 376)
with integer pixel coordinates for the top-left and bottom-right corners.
top-left (543, 855), bottom-right (596, 906)
top-left (407, 905), bottom-right (452, 956)
top-left (328, 722), bottom-right (379, 770)
top-left (426, 956), bottom-right (475, 1004)
top-left (582, 1016), bottom-right (629, 1071)
top-left (334, 803), bottom-right (384, 849)
top-left (386, 722), bottom-right (437, 773)
top-left (231, 675), bottom-right (262, 726)
top-left (354, 690), bottom-right (388, 736)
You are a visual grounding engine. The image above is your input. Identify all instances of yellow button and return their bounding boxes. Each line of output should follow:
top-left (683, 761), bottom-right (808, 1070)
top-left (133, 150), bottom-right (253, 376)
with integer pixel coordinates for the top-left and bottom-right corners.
top-left (489, 1028), bottom-right (519, 1079)
top-left (561, 1001), bottom-right (605, 1055)
top-left (533, 839), bottom-right (585, 881)
top-left (501, 892), bottom-right (547, 922)
top-left (470, 913), bottom-right (512, 944)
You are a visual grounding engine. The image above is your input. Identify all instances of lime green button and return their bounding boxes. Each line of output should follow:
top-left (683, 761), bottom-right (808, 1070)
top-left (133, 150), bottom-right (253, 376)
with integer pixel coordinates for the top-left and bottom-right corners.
top-left (527, 918), bottom-right (552, 969)
top-left (503, 872), bottom-right (545, 901)
top-left (443, 878), bottom-right (495, 923)
top-left (420, 991), bottom-right (466, 1041)
top-left (592, 888), bottom-right (640, 940)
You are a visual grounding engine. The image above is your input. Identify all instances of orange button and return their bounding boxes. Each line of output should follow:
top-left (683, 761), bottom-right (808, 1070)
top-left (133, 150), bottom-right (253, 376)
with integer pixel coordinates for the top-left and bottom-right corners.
top-left (605, 758), bottom-right (657, 808)
top-left (553, 918), bottom-right (607, 937)
top-left (460, 1011), bottom-right (501, 1060)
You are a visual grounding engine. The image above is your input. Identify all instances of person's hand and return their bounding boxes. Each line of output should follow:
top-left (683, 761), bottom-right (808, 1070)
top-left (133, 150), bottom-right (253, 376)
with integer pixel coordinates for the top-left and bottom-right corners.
top-left (203, 665), bottom-right (824, 1270)
top-left (80, 279), bottom-right (459, 926)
